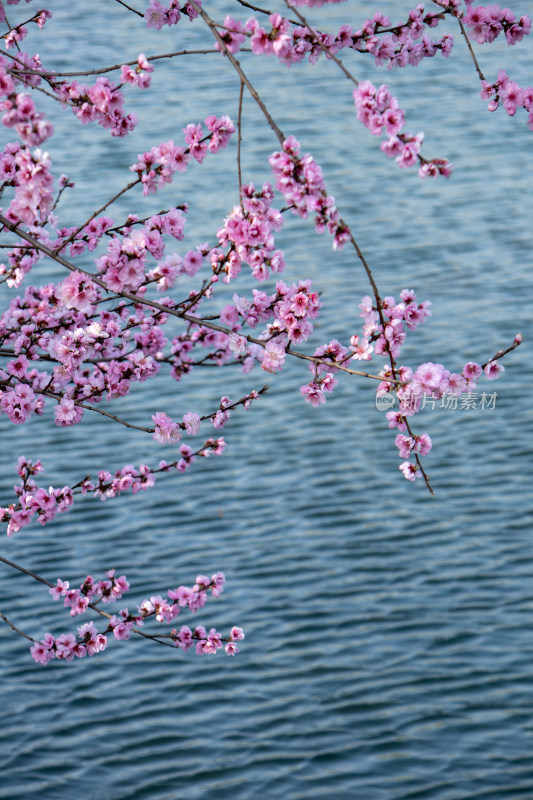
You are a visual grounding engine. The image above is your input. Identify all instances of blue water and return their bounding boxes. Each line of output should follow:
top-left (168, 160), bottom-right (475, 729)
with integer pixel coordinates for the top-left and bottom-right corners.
top-left (1, 2), bottom-right (533, 798)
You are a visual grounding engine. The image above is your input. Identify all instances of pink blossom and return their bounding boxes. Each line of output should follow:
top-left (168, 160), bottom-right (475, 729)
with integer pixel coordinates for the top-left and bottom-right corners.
top-left (463, 361), bottom-right (482, 381)
top-left (168, 585), bottom-right (194, 607)
top-left (111, 618), bottom-right (134, 640)
top-left (30, 638), bottom-right (55, 665)
top-left (395, 434), bottom-right (415, 459)
top-left (413, 433), bottom-right (432, 456)
top-left (229, 626), bottom-right (245, 641)
top-left (211, 571), bottom-right (225, 597)
top-left (386, 411), bottom-right (407, 431)
top-left (261, 340), bottom-right (286, 373)
top-left (183, 411), bottom-right (201, 435)
top-left (145, 0), bottom-right (168, 30)
top-left (174, 625), bottom-right (193, 650)
top-left (54, 398), bottom-right (82, 427)
top-left (55, 632), bottom-right (78, 660)
top-left (300, 383), bottom-right (326, 406)
top-left (212, 409), bottom-right (230, 429)
top-left (484, 360), bottom-right (504, 380)
top-left (49, 578), bottom-right (70, 600)
top-left (152, 411), bottom-right (181, 444)
top-left (399, 461), bottom-right (421, 482)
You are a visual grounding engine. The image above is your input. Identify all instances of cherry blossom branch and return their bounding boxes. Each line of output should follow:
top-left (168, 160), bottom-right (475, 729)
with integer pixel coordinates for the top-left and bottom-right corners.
top-left (402, 418), bottom-right (434, 496)
top-left (53, 178), bottom-right (142, 254)
top-left (54, 127), bottom-right (219, 252)
top-left (1, 556), bottom-right (243, 659)
top-left (188, 0), bottom-right (285, 146)
top-left (8, 49), bottom-right (223, 80)
top-left (482, 333), bottom-right (523, 369)
top-left (285, 1), bottom-right (359, 86)
top-left (185, 3), bottom-right (404, 391)
top-left (0, 12), bottom-right (43, 40)
top-left (429, 0), bottom-right (486, 82)
top-left (0, 213), bottom-right (393, 384)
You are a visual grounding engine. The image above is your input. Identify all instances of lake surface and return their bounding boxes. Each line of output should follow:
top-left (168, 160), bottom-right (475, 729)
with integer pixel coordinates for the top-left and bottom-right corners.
top-left (1, 2), bottom-right (533, 798)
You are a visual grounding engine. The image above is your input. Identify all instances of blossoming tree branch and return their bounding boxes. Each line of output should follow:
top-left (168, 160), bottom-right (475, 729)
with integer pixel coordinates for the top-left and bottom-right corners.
top-left (0, 0), bottom-right (527, 664)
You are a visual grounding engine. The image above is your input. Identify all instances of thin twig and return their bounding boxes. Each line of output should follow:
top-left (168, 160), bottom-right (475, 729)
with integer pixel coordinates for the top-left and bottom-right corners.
top-left (188, 0), bottom-right (286, 146)
top-left (114, 0), bottom-right (144, 17)
top-left (53, 177), bottom-right (142, 254)
top-left (482, 335), bottom-right (522, 369)
top-left (0, 555), bottom-right (55, 587)
top-left (0, 611), bottom-right (36, 642)
top-left (8, 49), bottom-right (223, 79)
top-left (235, 0), bottom-right (272, 16)
top-left (237, 80), bottom-right (245, 210)
top-left (285, 1), bottom-right (359, 86)
top-left (430, 0), bottom-right (485, 81)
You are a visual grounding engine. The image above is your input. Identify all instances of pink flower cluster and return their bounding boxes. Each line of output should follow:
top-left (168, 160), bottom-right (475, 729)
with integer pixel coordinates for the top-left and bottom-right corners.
top-left (53, 76), bottom-right (137, 137)
top-left (1, 91), bottom-right (53, 147)
top-left (59, 213), bottom-right (113, 257)
top-left (272, 279), bottom-right (321, 343)
top-left (216, 182), bottom-right (285, 283)
top-left (173, 624), bottom-right (244, 656)
top-left (31, 570), bottom-right (243, 664)
top-left (481, 69), bottom-right (533, 127)
top-left (120, 53), bottom-right (154, 89)
top-left (1, 456), bottom-right (73, 535)
top-left (269, 136), bottom-right (350, 250)
top-left (49, 570), bottom-right (130, 617)
top-left (378, 356), bottom-right (505, 483)
top-left (93, 463), bottom-right (156, 499)
top-left (360, 289), bottom-right (431, 360)
top-left (300, 338), bottom-right (351, 407)
top-left (96, 230), bottom-right (154, 293)
top-left (130, 115), bottom-right (235, 195)
top-left (96, 210), bottom-right (185, 292)
top-left (153, 407), bottom-right (202, 443)
top-left (220, 278), bottom-right (321, 373)
top-left (145, 0), bottom-right (200, 30)
top-left (1, 436), bottom-right (229, 535)
top-left (359, 9), bottom-right (454, 69)
top-left (55, 270), bottom-right (100, 311)
top-left (0, 382), bottom-right (39, 424)
top-left (215, 7), bottom-right (454, 71)
top-left (215, 15), bottom-right (248, 54)
top-left (247, 13), bottom-right (295, 61)
top-left (353, 80), bottom-right (453, 177)
top-left (152, 410), bottom-right (181, 443)
top-left (0, 143), bottom-right (53, 237)
top-left (464, 4), bottom-right (531, 46)
top-left (0, 54), bottom-right (53, 146)
top-left (30, 625), bottom-right (108, 665)
top-left (384, 358), bottom-right (503, 424)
